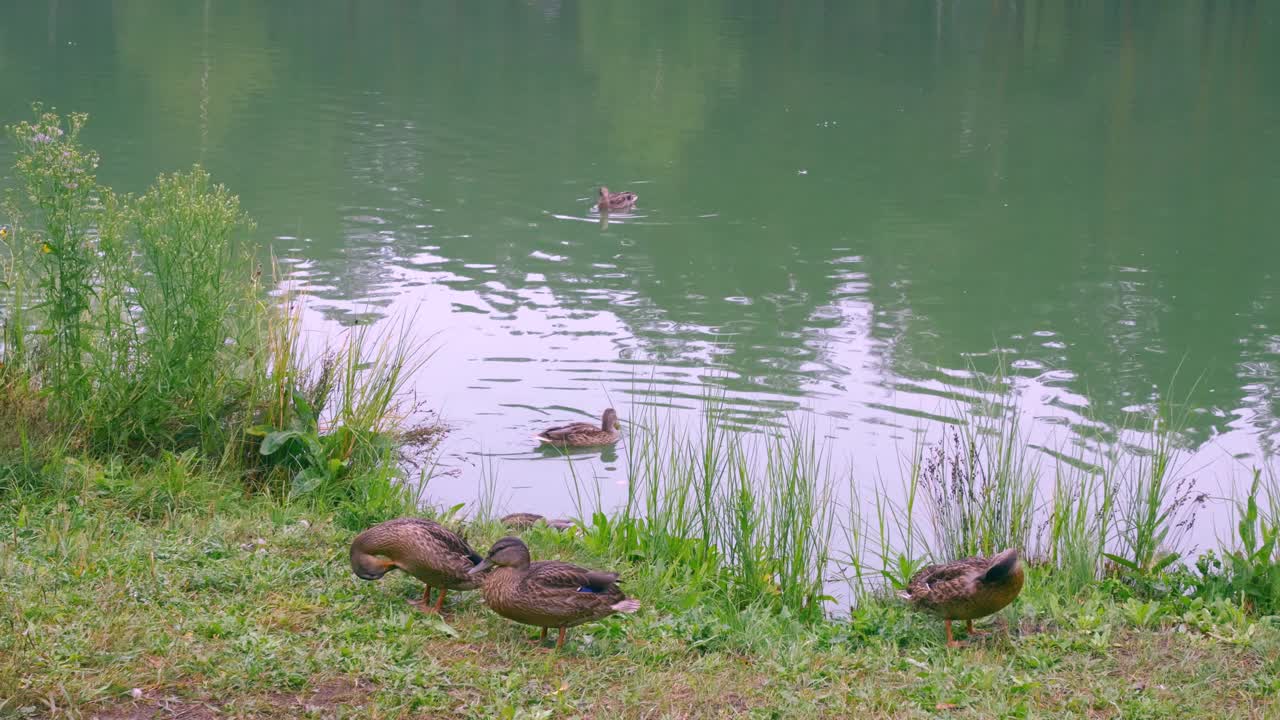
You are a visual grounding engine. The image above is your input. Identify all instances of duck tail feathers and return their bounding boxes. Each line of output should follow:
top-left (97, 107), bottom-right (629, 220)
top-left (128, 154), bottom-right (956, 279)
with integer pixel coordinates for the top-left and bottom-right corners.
top-left (611, 599), bottom-right (641, 613)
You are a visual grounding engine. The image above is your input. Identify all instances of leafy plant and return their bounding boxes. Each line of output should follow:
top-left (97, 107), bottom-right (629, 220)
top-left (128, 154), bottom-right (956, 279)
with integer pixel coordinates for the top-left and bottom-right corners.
top-left (249, 311), bottom-right (425, 510)
top-left (1188, 470), bottom-right (1280, 616)
top-left (6, 108), bottom-right (103, 408)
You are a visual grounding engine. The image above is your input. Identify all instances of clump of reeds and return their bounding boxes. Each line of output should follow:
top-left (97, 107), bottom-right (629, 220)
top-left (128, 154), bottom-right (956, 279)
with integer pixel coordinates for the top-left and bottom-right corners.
top-left (571, 398), bottom-right (835, 622)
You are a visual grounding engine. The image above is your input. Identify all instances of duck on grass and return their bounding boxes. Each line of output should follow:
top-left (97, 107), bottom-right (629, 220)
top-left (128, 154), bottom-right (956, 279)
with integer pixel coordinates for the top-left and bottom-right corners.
top-left (349, 517), bottom-right (483, 614)
top-left (899, 548), bottom-right (1025, 647)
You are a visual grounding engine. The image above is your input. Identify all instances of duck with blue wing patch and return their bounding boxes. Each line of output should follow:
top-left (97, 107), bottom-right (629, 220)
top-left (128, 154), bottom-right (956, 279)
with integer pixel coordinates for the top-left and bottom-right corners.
top-left (469, 537), bottom-right (640, 649)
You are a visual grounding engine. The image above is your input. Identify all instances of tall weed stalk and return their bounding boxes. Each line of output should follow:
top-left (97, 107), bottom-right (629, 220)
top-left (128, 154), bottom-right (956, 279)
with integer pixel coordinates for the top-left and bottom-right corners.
top-left (1106, 411), bottom-right (1200, 574)
top-left (921, 407), bottom-right (1038, 560)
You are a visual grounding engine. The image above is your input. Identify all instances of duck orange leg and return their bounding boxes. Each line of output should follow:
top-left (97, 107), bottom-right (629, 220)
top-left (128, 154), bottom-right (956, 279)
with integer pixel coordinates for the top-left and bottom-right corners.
top-left (556, 627), bottom-right (568, 650)
top-left (432, 588), bottom-right (447, 613)
top-left (408, 585), bottom-right (433, 612)
top-left (539, 627), bottom-right (548, 643)
top-left (945, 619), bottom-right (964, 648)
top-left (966, 619), bottom-right (990, 638)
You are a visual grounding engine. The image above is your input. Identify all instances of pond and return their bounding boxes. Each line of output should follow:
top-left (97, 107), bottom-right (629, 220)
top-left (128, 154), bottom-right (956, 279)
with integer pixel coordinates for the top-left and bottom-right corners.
top-left (2, 1), bottom-right (1277, 544)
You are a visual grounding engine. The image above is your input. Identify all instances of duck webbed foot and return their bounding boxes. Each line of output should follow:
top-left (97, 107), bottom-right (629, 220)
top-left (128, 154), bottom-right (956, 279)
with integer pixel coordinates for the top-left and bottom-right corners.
top-left (407, 586), bottom-right (438, 613)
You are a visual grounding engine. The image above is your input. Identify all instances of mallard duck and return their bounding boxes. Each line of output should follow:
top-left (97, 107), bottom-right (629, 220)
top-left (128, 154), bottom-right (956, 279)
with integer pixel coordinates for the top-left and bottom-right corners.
top-left (596, 186), bottom-right (637, 212)
top-left (468, 536), bottom-right (640, 649)
top-left (535, 408), bottom-right (620, 448)
top-left (350, 517), bottom-right (483, 613)
top-left (899, 548), bottom-right (1024, 647)
top-left (501, 512), bottom-right (574, 531)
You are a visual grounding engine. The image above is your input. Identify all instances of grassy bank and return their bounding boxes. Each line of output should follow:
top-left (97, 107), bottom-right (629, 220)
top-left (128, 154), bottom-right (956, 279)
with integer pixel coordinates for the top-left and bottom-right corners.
top-left (3, 108), bottom-right (1280, 718)
top-left (2, 464), bottom-right (1279, 719)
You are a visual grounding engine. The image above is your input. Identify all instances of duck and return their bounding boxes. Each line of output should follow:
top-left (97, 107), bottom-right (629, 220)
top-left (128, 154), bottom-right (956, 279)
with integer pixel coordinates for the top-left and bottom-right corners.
top-left (596, 186), bottom-right (637, 212)
top-left (468, 536), bottom-right (640, 649)
top-left (350, 517), bottom-right (483, 613)
top-left (899, 548), bottom-right (1024, 647)
top-left (501, 512), bottom-right (574, 531)
top-left (535, 408), bottom-right (620, 448)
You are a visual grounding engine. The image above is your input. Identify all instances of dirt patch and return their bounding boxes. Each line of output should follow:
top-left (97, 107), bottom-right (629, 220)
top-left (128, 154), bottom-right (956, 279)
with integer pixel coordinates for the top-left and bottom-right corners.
top-left (85, 679), bottom-right (372, 720)
top-left (88, 697), bottom-right (219, 720)
top-left (295, 677), bottom-right (373, 711)
top-left (235, 677), bottom-right (375, 716)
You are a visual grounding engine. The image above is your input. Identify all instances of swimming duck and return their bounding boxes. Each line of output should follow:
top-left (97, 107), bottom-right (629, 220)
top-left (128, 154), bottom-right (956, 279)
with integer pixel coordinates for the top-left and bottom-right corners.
top-left (535, 408), bottom-right (620, 448)
top-left (899, 548), bottom-right (1024, 647)
top-left (468, 536), bottom-right (640, 649)
top-left (596, 186), bottom-right (637, 212)
top-left (350, 517), bottom-right (483, 613)
top-left (501, 512), bottom-right (574, 531)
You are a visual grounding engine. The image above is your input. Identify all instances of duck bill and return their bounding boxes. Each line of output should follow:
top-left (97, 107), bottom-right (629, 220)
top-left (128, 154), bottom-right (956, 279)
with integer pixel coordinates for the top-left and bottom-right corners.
top-left (467, 558), bottom-right (494, 575)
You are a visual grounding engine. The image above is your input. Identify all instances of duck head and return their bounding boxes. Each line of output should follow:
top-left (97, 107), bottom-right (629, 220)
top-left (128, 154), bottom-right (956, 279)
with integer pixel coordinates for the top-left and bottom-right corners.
top-left (601, 408), bottom-right (620, 431)
top-left (350, 549), bottom-right (396, 580)
top-left (468, 536), bottom-right (531, 575)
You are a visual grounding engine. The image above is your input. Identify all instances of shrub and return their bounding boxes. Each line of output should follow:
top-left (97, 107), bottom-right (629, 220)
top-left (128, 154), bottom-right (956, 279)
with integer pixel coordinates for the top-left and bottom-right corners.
top-left (1, 107), bottom-right (428, 506)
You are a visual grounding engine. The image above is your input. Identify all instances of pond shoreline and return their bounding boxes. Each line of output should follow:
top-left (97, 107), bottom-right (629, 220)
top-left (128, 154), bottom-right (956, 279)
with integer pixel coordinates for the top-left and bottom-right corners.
top-left (2, 465), bottom-right (1277, 718)
top-left (0, 461), bottom-right (1274, 712)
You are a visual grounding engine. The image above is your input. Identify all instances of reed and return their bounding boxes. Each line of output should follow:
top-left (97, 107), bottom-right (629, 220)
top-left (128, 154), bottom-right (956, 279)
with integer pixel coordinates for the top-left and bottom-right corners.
top-left (572, 400), bottom-right (835, 621)
top-left (1044, 449), bottom-right (1119, 590)
top-left (1104, 407), bottom-right (1199, 575)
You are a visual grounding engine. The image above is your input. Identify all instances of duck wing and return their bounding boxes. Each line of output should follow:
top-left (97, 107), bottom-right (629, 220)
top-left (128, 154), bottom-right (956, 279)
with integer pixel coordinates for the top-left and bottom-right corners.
top-left (523, 561), bottom-right (621, 594)
top-left (422, 520), bottom-right (483, 566)
top-left (536, 422), bottom-right (597, 442)
top-left (902, 556), bottom-right (988, 601)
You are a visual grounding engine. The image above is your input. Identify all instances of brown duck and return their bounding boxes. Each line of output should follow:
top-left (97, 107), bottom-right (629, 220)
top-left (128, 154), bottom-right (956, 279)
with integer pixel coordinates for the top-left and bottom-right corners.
top-left (350, 517), bottom-right (483, 613)
top-left (596, 186), bottom-right (637, 212)
top-left (468, 537), bottom-right (640, 649)
top-left (501, 512), bottom-right (574, 531)
top-left (535, 408), bottom-right (620, 448)
top-left (899, 548), bottom-right (1024, 647)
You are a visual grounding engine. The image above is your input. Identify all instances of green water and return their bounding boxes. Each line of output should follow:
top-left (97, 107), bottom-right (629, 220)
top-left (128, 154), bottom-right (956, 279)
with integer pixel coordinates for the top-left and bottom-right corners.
top-left (2, 1), bottom-right (1277, 519)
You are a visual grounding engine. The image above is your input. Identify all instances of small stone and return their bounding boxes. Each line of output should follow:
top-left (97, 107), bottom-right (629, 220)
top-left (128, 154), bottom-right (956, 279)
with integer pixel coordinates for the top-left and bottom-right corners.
top-left (130, 688), bottom-right (143, 700)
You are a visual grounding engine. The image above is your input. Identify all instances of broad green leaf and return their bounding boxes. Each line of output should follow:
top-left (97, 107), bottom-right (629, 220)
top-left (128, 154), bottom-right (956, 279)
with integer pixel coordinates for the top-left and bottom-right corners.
top-left (290, 466), bottom-right (327, 497)
top-left (260, 430), bottom-right (302, 455)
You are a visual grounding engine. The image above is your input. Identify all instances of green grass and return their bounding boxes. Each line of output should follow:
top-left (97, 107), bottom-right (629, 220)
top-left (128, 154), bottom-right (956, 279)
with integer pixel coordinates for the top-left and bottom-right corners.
top-left (2, 465), bottom-right (1278, 719)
